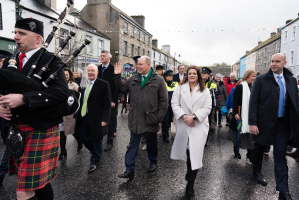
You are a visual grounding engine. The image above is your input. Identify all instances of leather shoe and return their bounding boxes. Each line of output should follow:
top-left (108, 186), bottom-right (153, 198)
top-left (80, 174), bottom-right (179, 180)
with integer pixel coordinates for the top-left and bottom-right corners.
top-left (104, 144), bottom-right (113, 152)
top-left (118, 171), bottom-right (134, 180)
top-left (163, 138), bottom-right (170, 143)
top-left (141, 137), bottom-right (146, 143)
top-left (88, 164), bottom-right (97, 173)
top-left (252, 172), bottom-right (267, 186)
top-left (148, 162), bottom-right (156, 172)
top-left (286, 151), bottom-right (299, 159)
top-left (279, 192), bottom-right (293, 200)
top-left (0, 177), bottom-right (3, 187)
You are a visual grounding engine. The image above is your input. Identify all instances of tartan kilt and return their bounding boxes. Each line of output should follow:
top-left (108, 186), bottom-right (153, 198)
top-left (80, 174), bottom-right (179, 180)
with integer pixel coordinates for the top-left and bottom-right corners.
top-left (9, 125), bottom-right (60, 191)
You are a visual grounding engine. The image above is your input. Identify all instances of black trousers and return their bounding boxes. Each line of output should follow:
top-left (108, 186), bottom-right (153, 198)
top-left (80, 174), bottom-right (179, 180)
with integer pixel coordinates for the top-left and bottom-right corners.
top-left (186, 149), bottom-right (198, 182)
top-left (60, 131), bottom-right (82, 151)
top-left (162, 107), bottom-right (173, 139)
top-left (252, 118), bottom-right (289, 192)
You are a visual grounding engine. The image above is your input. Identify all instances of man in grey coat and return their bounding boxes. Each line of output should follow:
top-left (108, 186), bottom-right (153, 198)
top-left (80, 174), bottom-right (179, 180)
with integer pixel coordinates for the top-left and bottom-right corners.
top-left (113, 56), bottom-right (168, 179)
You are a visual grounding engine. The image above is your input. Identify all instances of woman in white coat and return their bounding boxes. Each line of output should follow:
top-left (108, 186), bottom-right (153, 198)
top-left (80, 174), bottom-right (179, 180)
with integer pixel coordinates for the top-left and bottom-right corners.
top-left (171, 66), bottom-right (212, 198)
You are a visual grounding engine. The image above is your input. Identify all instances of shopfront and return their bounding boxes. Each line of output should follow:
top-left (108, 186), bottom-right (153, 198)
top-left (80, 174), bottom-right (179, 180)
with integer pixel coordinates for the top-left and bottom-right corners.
top-left (0, 38), bottom-right (17, 54)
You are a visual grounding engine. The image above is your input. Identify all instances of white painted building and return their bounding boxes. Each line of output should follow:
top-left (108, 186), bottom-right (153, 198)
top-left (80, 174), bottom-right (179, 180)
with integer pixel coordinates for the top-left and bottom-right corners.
top-left (280, 15), bottom-right (299, 82)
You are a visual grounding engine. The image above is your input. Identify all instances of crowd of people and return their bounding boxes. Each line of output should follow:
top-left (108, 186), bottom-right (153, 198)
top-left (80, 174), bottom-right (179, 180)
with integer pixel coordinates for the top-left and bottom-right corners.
top-left (0, 17), bottom-right (298, 200)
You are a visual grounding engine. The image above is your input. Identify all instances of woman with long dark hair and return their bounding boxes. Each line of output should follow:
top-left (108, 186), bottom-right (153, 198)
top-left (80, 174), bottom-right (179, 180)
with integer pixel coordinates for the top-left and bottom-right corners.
top-left (171, 66), bottom-right (212, 198)
top-left (59, 68), bottom-right (82, 160)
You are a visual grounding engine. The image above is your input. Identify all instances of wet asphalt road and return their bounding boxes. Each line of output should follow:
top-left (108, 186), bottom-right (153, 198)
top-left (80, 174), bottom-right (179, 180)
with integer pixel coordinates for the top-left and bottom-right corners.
top-left (0, 109), bottom-right (299, 200)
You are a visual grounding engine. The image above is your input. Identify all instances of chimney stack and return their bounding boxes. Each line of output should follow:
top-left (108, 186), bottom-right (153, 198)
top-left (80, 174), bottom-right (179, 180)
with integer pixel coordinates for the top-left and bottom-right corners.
top-left (271, 32), bottom-right (276, 38)
top-left (246, 51), bottom-right (249, 55)
top-left (152, 39), bottom-right (158, 48)
top-left (162, 45), bottom-right (170, 54)
top-left (87, 0), bottom-right (111, 4)
top-left (38, 0), bottom-right (56, 11)
top-left (131, 15), bottom-right (145, 28)
top-left (258, 41), bottom-right (262, 45)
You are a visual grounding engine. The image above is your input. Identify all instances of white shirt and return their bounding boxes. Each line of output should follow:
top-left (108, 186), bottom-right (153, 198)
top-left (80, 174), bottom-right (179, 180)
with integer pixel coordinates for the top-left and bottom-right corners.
top-left (273, 72), bottom-right (286, 100)
top-left (102, 63), bottom-right (109, 70)
top-left (142, 72), bottom-right (150, 81)
top-left (83, 79), bottom-right (96, 113)
top-left (20, 48), bottom-right (41, 67)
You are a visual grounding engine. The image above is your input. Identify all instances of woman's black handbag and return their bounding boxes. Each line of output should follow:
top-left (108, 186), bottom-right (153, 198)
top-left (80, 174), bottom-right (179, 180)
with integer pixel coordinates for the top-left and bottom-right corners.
top-left (7, 126), bottom-right (25, 158)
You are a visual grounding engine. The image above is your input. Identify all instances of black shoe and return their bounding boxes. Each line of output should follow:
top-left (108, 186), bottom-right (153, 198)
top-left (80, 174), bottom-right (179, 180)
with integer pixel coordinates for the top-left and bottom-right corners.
top-left (104, 144), bottom-right (113, 152)
top-left (279, 192), bottom-right (293, 200)
top-left (218, 123), bottom-right (222, 128)
top-left (88, 164), bottom-right (97, 173)
top-left (118, 171), bottom-right (134, 180)
top-left (148, 162), bottom-right (156, 172)
top-left (141, 137), bottom-right (146, 143)
top-left (286, 151), bottom-right (299, 159)
top-left (163, 138), bottom-right (170, 143)
top-left (286, 146), bottom-right (294, 152)
top-left (186, 181), bottom-right (195, 197)
top-left (226, 123), bottom-right (229, 126)
top-left (252, 172), bottom-right (267, 186)
top-left (0, 177), bottom-right (3, 187)
top-left (77, 143), bottom-right (83, 152)
top-left (59, 149), bottom-right (67, 160)
top-left (233, 146), bottom-right (241, 159)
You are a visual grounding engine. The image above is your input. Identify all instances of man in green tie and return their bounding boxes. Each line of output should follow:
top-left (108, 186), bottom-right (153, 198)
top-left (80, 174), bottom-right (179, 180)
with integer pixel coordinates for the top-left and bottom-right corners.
top-left (114, 56), bottom-right (168, 180)
top-left (75, 64), bottom-right (111, 173)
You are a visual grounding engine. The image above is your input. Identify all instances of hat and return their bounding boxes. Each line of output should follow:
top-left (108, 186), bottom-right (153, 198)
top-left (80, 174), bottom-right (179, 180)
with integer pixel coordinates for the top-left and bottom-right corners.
top-left (164, 70), bottom-right (173, 77)
top-left (0, 50), bottom-right (12, 59)
top-left (201, 67), bottom-right (212, 75)
top-left (15, 17), bottom-right (44, 38)
top-left (133, 56), bottom-right (141, 64)
top-left (156, 65), bottom-right (163, 70)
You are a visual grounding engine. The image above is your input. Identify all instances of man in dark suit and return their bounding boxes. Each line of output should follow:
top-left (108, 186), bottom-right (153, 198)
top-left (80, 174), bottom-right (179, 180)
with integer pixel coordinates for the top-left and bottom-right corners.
top-left (173, 65), bottom-right (186, 83)
top-left (249, 53), bottom-right (299, 200)
top-left (75, 64), bottom-right (111, 173)
top-left (98, 50), bottom-right (119, 151)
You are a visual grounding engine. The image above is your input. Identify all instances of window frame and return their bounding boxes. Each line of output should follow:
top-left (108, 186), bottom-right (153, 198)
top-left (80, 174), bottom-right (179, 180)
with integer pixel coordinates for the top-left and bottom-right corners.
top-left (60, 28), bottom-right (70, 50)
top-left (290, 50), bottom-right (295, 66)
top-left (138, 30), bottom-right (140, 40)
top-left (0, 4), bottom-right (3, 30)
top-left (297, 48), bottom-right (299, 65)
top-left (97, 39), bottom-right (104, 57)
top-left (131, 44), bottom-right (134, 57)
top-left (148, 51), bottom-right (150, 57)
top-left (284, 30), bottom-right (288, 44)
top-left (131, 26), bottom-right (135, 37)
top-left (291, 24), bottom-right (296, 41)
top-left (143, 33), bottom-right (145, 43)
top-left (124, 22), bottom-right (128, 33)
top-left (124, 41), bottom-right (128, 56)
top-left (137, 47), bottom-right (140, 56)
top-left (148, 37), bottom-right (150, 45)
top-left (143, 49), bottom-right (145, 55)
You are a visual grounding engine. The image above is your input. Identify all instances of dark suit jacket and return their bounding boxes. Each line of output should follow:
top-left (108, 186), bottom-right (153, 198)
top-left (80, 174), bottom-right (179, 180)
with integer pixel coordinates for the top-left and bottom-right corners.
top-left (98, 63), bottom-right (119, 117)
top-left (249, 68), bottom-right (299, 147)
top-left (75, 78), bottom-right (111, 140)
top-left (173, 73), bottom-right (186, 83)
top-left (2, 49), bottom-right (68, 129)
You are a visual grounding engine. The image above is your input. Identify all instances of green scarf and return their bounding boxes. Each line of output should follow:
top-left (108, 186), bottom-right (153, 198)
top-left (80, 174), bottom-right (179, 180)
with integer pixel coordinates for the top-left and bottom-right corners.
top-left (140, 68), bottom-right (152, 88)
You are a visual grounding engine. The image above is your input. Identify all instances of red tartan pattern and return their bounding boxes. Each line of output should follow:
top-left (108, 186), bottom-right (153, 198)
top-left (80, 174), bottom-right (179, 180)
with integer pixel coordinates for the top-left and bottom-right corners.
top-left (9, 125), bottom-right (60, 191)
top-left (16, 123), bottom-right (36, 133)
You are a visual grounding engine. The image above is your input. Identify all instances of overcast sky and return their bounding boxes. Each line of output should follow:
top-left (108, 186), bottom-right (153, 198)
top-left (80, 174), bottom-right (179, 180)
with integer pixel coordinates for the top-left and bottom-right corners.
top-left (57, 0), bottom-right (299, 66)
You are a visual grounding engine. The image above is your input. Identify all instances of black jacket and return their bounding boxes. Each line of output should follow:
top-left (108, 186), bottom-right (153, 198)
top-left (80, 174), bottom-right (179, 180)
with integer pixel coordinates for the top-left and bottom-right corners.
top-left (173, 73), bottom-right (186, 83)
top-left (75, 78), bottom-right (111, 140)
top-left (2, 49), bottom-right (68, 129)
top-left (249, 68), bottom-right (299, 146)
top-left (98, 63), bottom-right (119, 117)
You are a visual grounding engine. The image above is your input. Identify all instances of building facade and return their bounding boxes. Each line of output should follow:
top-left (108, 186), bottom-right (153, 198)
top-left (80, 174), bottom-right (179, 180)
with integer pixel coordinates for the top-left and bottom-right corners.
top-left (0, 0), bottom-right (18, 53)
top-left (239, 55), bottom-right (247, 78)
top-left (78, 0), bottom-right (153, 66)
top-left (254, 32), bottom-right (281, 74)
top-left (280, 16), bottom-right (299, 81)
top-left (246, 52), bottom-right (257, 71)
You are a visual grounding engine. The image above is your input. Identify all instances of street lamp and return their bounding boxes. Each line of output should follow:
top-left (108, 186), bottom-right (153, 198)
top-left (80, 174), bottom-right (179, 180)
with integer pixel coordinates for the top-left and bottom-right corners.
top-left (174, 52), bottom-right (181, 72)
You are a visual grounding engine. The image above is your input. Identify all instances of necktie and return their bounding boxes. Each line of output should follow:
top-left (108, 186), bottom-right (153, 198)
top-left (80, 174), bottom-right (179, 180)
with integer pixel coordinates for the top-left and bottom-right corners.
top-left (101, 66), bottom-right (106, 79)
top-left (277, 76), bottom-right (285, 117)
top-left (19, 53), bottom-right (26, 71)
top-left (81, 82), bottom-right (92, 117)
top-left (180, 75), bottom-right (182, 82)
top-left (142, 75), bottom-right (146, 81)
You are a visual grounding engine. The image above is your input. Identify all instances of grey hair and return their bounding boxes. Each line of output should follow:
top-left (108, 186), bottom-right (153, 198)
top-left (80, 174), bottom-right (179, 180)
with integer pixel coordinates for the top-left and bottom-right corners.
top-left (101, 50), bottom-right (112, 58)
top-left (77, 68), bottom-right (83, 75)
top-left (230, 72), bottom-right (236, 77)
top-left (87, 64), bottom-right (98, 71)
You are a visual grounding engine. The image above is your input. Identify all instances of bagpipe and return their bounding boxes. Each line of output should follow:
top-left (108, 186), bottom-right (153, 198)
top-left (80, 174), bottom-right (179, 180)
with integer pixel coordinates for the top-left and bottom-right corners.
top-left (3, 0), bottom-right (91, 158)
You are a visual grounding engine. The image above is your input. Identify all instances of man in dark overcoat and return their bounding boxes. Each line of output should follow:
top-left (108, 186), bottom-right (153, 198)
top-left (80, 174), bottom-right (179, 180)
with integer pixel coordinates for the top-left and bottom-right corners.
top-left (249, 53), bottom-right (299, 200)
top-left (173, 65), bottom-right (186, 83)
top-left (98, 50), bottom-right (119, 151)
top-left (75, 64), bottom-right (111, 173)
